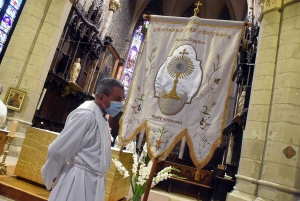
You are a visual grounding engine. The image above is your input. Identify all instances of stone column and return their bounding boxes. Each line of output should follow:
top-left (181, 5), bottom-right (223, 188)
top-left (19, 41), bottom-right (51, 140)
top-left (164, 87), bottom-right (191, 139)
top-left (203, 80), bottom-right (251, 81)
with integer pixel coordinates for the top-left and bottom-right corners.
top-left (100, 0), bottom-right (120, 40)
top-left (0, 0), bottom-right (72, 156)
top-left (227, 1), bottom-right (300, 200)
top-left (255, 1), bottom-right (300, 200)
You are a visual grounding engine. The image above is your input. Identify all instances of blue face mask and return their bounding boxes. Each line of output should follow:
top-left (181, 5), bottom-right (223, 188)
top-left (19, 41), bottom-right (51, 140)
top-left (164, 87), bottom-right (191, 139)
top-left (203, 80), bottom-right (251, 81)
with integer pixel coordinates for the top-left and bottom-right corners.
top-left (104, 96), bottom-right (123, 117)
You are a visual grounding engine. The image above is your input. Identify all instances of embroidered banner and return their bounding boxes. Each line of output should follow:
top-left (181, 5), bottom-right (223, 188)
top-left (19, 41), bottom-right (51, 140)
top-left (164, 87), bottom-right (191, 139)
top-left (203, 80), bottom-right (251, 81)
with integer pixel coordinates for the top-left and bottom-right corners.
top-left (119, 15), bottom-right (244, 168)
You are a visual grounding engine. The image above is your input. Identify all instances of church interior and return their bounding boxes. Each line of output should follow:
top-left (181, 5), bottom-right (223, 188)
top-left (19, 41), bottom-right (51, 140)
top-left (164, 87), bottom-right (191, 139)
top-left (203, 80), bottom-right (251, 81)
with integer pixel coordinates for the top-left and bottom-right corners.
top-left (0, 0), bottom-right (299, 201)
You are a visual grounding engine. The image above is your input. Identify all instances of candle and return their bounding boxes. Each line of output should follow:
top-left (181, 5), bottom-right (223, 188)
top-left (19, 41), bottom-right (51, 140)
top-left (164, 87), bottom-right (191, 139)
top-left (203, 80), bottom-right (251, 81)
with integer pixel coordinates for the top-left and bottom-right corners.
top-left (37, 88), bottom-right (47, 110)
top-left (178, 137), bottom-right (186, 159)
top-left (9, 121), bottom-right (18, 137)
top-left (137, 129), bottom-right (145, 150)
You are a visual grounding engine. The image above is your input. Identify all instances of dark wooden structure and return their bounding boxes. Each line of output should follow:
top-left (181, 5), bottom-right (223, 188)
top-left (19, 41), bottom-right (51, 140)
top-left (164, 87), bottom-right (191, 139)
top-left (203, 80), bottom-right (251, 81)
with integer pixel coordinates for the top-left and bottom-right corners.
top-left (32, 2), bottom-right (121, 132)
top-left (156, 160), bottom-right (214, 201)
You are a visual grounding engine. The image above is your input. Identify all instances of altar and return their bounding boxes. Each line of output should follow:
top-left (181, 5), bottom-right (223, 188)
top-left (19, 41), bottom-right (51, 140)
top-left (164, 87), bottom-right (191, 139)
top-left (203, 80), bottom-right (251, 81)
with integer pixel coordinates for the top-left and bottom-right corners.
top-left (12, 127), bottom-right (133, 201)
top-left (0, 127), bottom-right (201, 201)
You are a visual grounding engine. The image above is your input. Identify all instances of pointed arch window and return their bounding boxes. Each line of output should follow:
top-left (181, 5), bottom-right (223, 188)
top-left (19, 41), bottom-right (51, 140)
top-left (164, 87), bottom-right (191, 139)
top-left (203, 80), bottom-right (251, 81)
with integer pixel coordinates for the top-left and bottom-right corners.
top-left (0, 0), bottom-right (26, 62)
top-left (121, 20), bottom-right (149, 98)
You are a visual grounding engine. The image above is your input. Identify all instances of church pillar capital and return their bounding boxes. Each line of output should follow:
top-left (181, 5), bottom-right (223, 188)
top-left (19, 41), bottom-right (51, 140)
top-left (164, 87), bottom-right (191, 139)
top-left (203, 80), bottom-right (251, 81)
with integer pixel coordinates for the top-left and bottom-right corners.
top-left (259, 0), bottom-right (300, 21)
top-left (100, 0), bottom-right (120, 39)
top-left (109, 0), bottom-right (120, 12)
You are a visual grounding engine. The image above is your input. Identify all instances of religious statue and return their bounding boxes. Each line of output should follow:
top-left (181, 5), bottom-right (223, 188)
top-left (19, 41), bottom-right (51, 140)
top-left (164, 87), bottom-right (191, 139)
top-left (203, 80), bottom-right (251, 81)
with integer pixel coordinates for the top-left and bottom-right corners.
top-left (69, 58), bottom-right (81, 83)
top-left (232, 85), bottom-right (247, 125)
top-left (237, 85), bottom-right (247, 115)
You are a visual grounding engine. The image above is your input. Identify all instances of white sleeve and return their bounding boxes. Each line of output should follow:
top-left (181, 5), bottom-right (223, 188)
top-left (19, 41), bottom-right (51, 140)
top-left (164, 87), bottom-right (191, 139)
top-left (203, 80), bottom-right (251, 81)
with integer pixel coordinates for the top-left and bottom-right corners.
top-left (41, 110), bottom-right (93, 190)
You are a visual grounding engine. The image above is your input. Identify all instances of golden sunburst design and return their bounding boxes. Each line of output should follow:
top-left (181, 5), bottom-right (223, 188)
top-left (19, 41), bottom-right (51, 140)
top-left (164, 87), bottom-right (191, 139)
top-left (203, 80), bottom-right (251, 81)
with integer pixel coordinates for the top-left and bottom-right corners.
top-left (163, 49), bottom-right (195, 100)
top-left (167, 55), bottom-right (194, 79)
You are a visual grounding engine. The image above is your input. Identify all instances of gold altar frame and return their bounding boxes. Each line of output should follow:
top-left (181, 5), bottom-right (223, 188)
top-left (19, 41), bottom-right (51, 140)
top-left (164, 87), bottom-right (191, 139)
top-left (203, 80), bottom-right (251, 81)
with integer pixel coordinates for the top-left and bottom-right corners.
top-left (99, 46), bottom-right (120, 79)
top-left (4, 87), bottom-right (26, 112)
top-left (108, 46), bottom-right (120, 78)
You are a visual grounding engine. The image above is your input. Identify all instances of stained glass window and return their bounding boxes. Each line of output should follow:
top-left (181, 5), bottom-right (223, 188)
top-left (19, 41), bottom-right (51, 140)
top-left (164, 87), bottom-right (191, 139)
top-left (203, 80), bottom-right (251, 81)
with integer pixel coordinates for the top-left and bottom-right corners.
top-left (10, 0), bottom-right (22, 10)
top-left (1, 14), bottom-right (13, 32)
top-left (0, 30), bottom-right (7, 43)
top-left (7, 5), bottom-right (17, 18)
top-left (0, 0), bottom-right (4, 10)
top-left (121, 21), bottom-right (149, 98)
top-left (0, 0), bottom-right (25, 58)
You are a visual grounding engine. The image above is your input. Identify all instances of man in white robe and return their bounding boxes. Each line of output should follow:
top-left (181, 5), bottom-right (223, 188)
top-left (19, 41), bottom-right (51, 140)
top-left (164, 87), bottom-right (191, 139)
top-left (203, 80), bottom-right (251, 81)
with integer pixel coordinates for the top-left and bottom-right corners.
top-left (42, 78), bottom-right (125, 201)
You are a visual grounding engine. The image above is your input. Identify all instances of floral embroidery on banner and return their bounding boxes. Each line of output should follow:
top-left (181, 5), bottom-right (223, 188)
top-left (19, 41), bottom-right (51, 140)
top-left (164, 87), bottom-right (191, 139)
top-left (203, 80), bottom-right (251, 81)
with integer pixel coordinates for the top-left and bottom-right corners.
top-left (150, 125), bottom-right (168, 153)
top-left (124, 46), bottom-right (158, 137)
top-left (193, 54), bottom-right (222, 157)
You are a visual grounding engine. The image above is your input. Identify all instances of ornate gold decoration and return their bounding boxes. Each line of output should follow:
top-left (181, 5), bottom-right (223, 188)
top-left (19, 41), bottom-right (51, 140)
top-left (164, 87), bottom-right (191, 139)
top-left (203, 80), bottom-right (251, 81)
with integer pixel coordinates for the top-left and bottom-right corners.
top-left (61, 82), bottom-right (83, 97)
top-left (14, 128), bottom-right (57, 184)
top-left (194, 1), bottom-right (202, 16)
top-left (0, 136), bottom-right (14, 175)
top-left (163, 49), bottom-right (194, 100)
top-left (109, 0), bottom-right (120, 12)
top-left (107, 148), bottom-right (133, 201)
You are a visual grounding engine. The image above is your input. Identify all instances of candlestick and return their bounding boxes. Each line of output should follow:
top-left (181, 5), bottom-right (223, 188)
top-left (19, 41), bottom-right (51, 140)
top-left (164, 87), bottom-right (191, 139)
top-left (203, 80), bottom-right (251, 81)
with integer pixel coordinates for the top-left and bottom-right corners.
top-left (0, 136), bottom-right (14, 175)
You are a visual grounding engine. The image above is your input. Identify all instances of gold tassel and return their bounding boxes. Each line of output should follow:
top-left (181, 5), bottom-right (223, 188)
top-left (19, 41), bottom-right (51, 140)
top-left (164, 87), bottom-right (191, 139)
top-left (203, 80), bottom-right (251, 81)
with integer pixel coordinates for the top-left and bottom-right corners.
top-left (194, 168), bottom-right (201, 181)
top-left (118, 146), bottom-right (123, 156)
top-left (118, 139), bottom-right (125, 156)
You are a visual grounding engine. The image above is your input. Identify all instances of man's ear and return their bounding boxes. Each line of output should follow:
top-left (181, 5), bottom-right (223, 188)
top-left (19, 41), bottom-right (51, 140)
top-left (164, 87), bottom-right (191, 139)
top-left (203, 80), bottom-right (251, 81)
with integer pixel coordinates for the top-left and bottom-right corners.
top-left (97, 94), bottom-right (103, 101)
top-left (97, 94), bottom-right (104, 102)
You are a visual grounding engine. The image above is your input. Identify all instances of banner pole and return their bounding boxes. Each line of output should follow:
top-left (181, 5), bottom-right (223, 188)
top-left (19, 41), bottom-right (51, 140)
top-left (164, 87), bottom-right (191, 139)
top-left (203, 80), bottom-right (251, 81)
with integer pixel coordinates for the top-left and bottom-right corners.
top-left (143, 157), bottom-right (159, 201)
top-left (143, 14), bottom-right (252, 27)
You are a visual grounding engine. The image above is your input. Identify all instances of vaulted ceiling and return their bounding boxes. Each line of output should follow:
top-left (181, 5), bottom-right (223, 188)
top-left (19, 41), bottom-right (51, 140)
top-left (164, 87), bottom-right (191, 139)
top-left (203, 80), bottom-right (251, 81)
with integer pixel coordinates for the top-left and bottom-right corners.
top-left (129, 0), bottom-right (248, 33)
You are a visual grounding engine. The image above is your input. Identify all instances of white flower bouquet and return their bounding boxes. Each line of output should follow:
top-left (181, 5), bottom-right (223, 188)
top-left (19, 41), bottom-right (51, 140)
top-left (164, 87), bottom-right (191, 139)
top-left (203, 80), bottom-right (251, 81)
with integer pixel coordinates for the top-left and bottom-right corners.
top-left (112, 152), bottom-right (184, 201)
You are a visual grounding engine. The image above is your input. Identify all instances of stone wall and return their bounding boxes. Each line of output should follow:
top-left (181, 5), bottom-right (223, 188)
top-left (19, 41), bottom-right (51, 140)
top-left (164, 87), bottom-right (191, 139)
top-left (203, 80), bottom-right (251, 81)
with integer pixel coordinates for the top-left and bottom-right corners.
top-left (107, 0), bottom-right (135, 58)
top-left (0, 0), bottom-right (72, 156)
top-left (227, 1), bottom-right (300, 200)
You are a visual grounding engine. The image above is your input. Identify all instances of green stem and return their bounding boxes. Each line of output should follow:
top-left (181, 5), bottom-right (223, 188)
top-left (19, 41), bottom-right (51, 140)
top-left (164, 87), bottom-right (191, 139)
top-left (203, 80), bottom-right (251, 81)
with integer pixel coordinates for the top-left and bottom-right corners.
top-left (130, 177), bottom-right (135, 195)
top-left (132, 183), bottom-right (146, 200)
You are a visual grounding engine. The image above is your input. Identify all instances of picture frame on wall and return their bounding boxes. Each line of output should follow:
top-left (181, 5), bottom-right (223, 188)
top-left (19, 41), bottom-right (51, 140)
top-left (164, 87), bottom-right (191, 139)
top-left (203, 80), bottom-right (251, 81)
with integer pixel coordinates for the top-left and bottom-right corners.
top-left (91, 46), bottom-right (121, 96)
top-left (100, 46), bottom-right (120, 80)
top-left (4, 87), bottom-right (26, 112)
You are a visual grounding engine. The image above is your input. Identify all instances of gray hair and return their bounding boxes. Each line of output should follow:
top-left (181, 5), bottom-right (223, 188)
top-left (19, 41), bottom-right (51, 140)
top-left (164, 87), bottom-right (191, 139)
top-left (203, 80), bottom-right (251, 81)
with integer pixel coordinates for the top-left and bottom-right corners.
top-left (95, 78), bottom-right (124, 97)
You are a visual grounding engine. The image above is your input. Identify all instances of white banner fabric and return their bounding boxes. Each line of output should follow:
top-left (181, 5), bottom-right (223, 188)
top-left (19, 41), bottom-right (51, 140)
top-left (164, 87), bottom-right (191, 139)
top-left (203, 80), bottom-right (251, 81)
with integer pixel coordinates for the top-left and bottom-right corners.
top-left (119, 15), bottom-right (244, 168)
